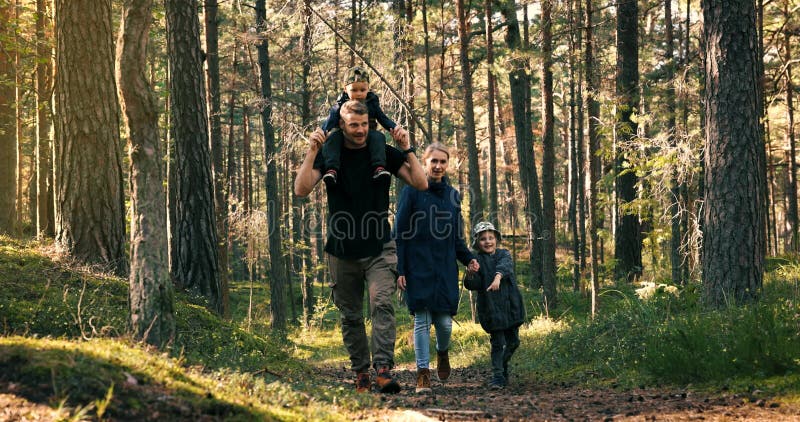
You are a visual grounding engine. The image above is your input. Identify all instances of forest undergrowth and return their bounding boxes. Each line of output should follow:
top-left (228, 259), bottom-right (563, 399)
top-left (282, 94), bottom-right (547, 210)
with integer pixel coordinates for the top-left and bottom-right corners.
top-left (1, 235), bottom-right (799, 420)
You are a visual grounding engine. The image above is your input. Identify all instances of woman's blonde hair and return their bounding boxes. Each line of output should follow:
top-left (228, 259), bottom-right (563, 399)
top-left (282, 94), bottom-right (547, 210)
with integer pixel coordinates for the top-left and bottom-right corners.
top-left (421, 142), bottom-right (450, 161)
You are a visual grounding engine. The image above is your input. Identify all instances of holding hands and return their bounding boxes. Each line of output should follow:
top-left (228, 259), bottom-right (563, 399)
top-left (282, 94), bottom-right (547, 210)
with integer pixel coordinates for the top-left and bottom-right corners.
top-left (467, 259), bottom-right (480, 274)
top-left (399, 259), bottom-right (480, 292)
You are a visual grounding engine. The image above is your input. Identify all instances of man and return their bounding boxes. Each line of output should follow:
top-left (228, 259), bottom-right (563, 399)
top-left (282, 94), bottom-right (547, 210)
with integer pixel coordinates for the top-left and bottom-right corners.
top-left (295, 100), bottom-right (428, 393)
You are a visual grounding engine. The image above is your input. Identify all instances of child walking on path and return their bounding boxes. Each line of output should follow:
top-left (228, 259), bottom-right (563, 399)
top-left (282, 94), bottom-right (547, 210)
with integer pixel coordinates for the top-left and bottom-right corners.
top-left (464, 222), bottom-right (526, 389)
top-left (320, 66), bottom-right (407, 186)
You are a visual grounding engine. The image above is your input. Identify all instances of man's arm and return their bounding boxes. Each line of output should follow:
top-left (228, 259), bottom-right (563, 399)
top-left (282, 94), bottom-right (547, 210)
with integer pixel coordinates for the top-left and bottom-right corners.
top-left (392, 127), bottom-right (428, 191)
top-left (294, 128), bottom-right (324, 197)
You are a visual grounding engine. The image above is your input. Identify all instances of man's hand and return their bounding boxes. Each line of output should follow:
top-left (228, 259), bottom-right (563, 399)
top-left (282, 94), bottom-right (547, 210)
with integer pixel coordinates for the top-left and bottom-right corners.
top-left (390, 126), bottom-right (409, 150)
top-left (308, 128), bottom-right (326, 152)
top-left (397, 275), bottom-right (407, 291)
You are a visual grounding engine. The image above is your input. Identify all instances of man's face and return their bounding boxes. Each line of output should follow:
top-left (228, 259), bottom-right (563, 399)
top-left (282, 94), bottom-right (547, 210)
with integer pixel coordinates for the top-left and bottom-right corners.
top-left (339, 110), bottom-right (369, 148)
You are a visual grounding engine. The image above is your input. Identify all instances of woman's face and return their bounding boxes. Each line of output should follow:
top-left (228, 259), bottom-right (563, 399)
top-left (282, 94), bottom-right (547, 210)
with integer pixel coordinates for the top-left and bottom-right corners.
top-left (424, 149), bottom-right (449, 182)
top-left (477, 231), bottom-right (497, 254)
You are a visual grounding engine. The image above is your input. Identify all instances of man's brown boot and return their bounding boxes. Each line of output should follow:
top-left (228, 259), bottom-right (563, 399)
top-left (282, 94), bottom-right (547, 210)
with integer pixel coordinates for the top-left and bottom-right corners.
top-left (355, 372), bottom-right (371, 393)
top-left (437, 350), bottom-right (451, 381)
top-left (415, 368), bottom-right (432, 393)
top-left (375, 366), bottom-right (401, 394)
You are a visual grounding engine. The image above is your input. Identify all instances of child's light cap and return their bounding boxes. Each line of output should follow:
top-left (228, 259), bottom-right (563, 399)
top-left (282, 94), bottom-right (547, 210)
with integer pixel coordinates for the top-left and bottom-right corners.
top-left (344, 66), bottom-right (370, 85)
top-left (472, 221), bottom-right (502, 248)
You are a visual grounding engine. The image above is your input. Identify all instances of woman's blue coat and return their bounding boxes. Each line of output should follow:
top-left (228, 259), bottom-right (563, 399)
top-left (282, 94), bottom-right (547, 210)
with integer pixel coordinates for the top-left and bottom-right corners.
top-left (394, 177), bottom-right (475, 315)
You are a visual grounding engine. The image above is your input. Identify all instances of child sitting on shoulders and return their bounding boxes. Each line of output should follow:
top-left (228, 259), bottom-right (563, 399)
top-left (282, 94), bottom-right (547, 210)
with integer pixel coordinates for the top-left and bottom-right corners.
top-left (320, 65), bottom-right (406, 186)
top-left (464, 221), bottom-right (526, 389)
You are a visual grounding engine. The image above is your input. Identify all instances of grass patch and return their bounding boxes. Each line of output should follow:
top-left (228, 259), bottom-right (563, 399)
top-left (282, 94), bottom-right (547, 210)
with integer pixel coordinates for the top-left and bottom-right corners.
top-left (2, 233), bottom-right (800, 417)
top-left (512, 265), bottom-right (800, 398)
top-left (0, 235), bottom-right (365, 420)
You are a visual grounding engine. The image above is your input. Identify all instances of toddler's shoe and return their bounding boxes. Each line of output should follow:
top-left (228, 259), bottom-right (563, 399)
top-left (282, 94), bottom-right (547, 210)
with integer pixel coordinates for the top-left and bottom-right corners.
top-left (372, 166), bottom-right (390, 181)
top-left (322, 169), bottom-right (338, 187)
top-left (488, 374), bottom-right (506, 390)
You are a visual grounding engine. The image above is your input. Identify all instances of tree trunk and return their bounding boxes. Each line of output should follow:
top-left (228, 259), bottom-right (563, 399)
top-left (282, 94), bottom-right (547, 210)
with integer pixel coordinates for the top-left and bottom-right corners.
top-left (438, 0), bottom-right (446, 145)
top-left (204, 0), bottom-right (230, 318)
top-left (702, 0), bottom-right (765, 306)
top-left (165, 0), bottom-right (222, 313)
top-left (35, 0), bottom-right (54, 238)
top-left (54, 0), bottom-right (126, 273)
top-left (0, 1), bottom-right (18, 234)
top-left (486, 0), bottom-right (499, 224)
top-left (665, 0), bottom-right (683, 284)
top-left (298, 0), bottom-right (314, 327)
top-left (117, 0), bottom-right (175, 347)
top-left (576, 0), bottom-right (586, 276)
top-left (783, 3), bottom-right (797, 252)
top-left (421, 0), bottom-right (433, 139)
top-left (568, 0), bottom-right (580, 291)
top-left (614, 0), bottom-right (642, 282)
top-left (499, 0), bottom-right (543, 289)
top-left (255, 0), bottom-right (288, 333)
top-left (585, 0), bottom-right (601, 315)
top-left (456, 0), bottom-right (484, 227)
top-left (541, 0), bottom-right (558, 309)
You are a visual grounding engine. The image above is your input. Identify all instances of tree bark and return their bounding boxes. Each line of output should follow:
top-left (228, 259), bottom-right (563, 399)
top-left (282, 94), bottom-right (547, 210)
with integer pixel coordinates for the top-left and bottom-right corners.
top-left (568, 0), bottom-right (580, 291)
top-left (614, 0), bottom-right (642, 282)
top-left (298, 0), bottom-right (314, 327)
top-left (54, 0), bottom-right (126, 273)
top-left (0, 1), bottom-right (18, 234)
top-left (782, 3), bottom-right (797, 252)
top-left (35, 0), bottom-right (54, 238)
top-left (255, 0), bottom-right (288, 333)
top-left (499, 0), bottom-right (543, 289)
top-left (165, 0), bottom-right (222, 313)
top-left (422, 0), bottom-right (433, 139)
top-left (117, 0), bottom-right (175, 347)
top-left (456, 0), bottom-right (484, 227)
top-left (203, 0), bottom-right (230, 318)
top-left (585, 0), bottom-right (601, 315)
top-left (486, 0), bottom-right (499, 224)
top-left (541, 0), bottom-right (558, 309)
top-left (665, 0), bottom-right (683, 284)
top-left (702, 0), bottom-right (765, 306)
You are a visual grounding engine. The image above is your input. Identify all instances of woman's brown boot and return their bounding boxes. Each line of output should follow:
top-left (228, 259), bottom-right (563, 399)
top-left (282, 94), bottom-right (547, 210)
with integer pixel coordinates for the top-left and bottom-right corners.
top-left (437, 350), bottom-right (451, 381)
top-left (415, 368), bottom-right (432, 393)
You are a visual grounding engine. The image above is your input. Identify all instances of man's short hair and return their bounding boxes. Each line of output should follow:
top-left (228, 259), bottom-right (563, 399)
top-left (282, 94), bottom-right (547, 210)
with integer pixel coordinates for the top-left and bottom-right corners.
top-left (340, 100), bottom-right (369, 117)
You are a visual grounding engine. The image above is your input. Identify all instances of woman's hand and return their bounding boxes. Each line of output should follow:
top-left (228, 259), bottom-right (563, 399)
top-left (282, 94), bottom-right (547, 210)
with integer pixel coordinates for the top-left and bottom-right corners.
top-left (397, 275), bottom-right (407, 291)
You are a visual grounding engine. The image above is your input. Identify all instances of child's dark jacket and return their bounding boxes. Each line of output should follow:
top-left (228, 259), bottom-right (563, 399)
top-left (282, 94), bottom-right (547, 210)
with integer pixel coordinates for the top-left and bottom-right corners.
top-left (321, 91), bottom-right (397, 132)
top-left (464, 248), bottom-right (526, 332)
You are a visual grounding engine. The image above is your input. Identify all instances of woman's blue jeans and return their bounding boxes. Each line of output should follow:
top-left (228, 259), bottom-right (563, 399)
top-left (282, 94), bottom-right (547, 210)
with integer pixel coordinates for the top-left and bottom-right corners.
top-left (414, 310), bottom-right (452, 369)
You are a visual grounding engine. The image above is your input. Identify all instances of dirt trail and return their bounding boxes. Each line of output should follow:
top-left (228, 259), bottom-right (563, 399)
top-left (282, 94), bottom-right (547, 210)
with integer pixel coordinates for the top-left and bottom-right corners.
top-left (332, 366), bottom-right (800, 421)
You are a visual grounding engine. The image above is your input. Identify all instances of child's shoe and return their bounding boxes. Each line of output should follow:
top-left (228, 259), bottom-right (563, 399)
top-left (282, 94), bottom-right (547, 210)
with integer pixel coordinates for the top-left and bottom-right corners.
top-left (415, 368), bottom-right (432, 393)
top-left (488, 374), bottom-right (506, 390)
top-left (372, 166), bottom-right (390, 181)
top-left (322, 169), bottom-right (338, 187)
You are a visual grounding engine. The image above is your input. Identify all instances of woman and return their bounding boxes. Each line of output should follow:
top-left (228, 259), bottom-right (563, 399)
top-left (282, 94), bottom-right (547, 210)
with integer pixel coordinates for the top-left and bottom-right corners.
top-left (395, 143), bottom-right (479, 393)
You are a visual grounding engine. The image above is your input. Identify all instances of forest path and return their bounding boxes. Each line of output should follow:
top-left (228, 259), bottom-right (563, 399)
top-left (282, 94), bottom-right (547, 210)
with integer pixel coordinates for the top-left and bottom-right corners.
top-left (323, 365), bottom-right (800, 421)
